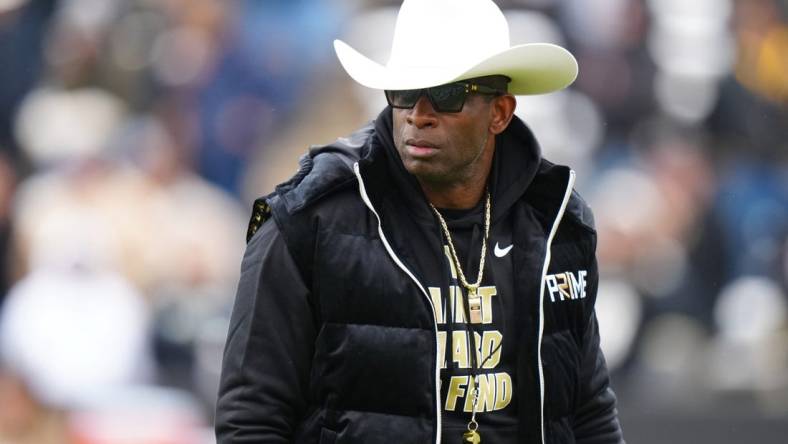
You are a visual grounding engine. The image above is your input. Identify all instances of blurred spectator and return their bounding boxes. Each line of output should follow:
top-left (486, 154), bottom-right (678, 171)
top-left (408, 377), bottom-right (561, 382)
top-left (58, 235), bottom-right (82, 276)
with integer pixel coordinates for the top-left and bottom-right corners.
top-left (0, 268), bottom-right (152, 408)
top-left (0, 0), bottom-right (56, 156)
top-left (190, 0), bottom-right (346, 195)
top-left (731, 0), bottom-right (788, 105)
top-left (710, 0), bottom-right (788, 162)
top-left (0, 153), bottom-right (18, 306)
top-left (560, 0), bottom-right (656, 143)
top-left (0, 266), bottom-right (151, 444)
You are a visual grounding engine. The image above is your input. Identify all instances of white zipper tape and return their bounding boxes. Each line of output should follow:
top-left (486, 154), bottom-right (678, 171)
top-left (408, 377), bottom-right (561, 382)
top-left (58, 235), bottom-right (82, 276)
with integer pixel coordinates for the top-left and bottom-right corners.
top-left (353, 162), bottom-right (443, 444)
top-left (537, 170), bottom-right (576, 444)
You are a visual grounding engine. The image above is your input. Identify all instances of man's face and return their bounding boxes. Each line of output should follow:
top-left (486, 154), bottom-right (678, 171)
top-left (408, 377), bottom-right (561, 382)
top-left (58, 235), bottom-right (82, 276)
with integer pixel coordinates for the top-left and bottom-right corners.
top-left (392, 89), bottom-right (495, 187)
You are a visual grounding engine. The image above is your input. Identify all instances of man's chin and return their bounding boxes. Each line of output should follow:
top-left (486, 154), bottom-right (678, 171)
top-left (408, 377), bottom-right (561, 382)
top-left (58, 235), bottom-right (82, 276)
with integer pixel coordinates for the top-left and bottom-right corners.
top-left (404, 164), bottom-right (455, 186)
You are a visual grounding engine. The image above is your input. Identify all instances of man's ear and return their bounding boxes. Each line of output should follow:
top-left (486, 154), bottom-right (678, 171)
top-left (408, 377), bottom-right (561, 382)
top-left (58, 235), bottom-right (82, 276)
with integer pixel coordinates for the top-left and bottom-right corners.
top-left (489, 95), bottom-right (516, 135)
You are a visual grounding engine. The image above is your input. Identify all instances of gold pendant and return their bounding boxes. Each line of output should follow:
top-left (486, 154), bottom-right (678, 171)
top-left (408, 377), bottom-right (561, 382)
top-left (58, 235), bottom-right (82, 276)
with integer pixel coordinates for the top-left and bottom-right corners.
top-left (468, 289), bottom-right (482, 324)
top-left (462, 430), bottom-right (481, 443)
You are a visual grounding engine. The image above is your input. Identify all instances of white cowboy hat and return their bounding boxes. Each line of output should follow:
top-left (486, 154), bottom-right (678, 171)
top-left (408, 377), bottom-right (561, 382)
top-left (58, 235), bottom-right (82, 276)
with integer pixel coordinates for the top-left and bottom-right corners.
top-left (334, 0), bottom-right (578, 95)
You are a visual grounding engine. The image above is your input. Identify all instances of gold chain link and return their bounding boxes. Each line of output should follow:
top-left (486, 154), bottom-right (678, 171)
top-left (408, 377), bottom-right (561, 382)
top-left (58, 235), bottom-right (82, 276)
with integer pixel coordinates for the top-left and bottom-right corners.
top-left (430, 192), bottom-right (491, 437)
top-left (429, 191), bottom-right (491, 293)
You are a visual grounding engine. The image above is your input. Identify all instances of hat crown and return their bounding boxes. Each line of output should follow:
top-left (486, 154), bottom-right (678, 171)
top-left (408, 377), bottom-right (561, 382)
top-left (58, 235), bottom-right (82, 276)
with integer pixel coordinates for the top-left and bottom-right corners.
top-left (387, 0), bottom-right (510, 70)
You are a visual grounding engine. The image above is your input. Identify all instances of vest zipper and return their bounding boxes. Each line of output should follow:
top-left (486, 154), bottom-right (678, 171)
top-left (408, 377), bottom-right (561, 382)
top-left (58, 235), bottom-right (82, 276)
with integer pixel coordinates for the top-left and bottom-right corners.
top-left (354, 162), bottom-right (443, 444)
top-left (536, 170), bottom-right (576, 444)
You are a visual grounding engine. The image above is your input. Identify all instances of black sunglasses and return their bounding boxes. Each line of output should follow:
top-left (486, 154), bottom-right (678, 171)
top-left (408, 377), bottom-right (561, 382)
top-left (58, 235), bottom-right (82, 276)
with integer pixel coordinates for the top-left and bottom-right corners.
top-left (385, 82), bottom-right (504, 113)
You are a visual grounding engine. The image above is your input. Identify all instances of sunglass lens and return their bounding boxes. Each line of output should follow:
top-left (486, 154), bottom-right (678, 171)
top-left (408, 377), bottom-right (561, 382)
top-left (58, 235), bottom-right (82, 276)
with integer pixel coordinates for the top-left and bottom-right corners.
top-left (385, 89), bottom-right (423, 108)
top-left (429, 83), bottom-right (467, 112)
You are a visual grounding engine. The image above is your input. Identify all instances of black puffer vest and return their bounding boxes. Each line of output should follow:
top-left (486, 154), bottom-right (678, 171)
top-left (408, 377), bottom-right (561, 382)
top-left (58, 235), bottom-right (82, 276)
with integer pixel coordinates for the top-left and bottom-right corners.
top-left (235, 110), bottom-right (621, 444)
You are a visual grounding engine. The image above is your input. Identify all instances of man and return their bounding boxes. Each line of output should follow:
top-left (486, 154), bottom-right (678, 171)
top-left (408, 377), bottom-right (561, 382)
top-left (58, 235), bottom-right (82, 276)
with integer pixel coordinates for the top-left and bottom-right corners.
top-left (216, 0), bottom-right (624, 443)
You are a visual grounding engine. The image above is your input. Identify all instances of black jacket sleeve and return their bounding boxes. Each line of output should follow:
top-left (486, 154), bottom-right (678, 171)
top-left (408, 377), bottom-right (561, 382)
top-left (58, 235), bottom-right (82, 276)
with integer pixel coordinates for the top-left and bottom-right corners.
top-left (572, 308), bottom-right (625, 443)
top-left (215, 220), bottom-right (316, 443)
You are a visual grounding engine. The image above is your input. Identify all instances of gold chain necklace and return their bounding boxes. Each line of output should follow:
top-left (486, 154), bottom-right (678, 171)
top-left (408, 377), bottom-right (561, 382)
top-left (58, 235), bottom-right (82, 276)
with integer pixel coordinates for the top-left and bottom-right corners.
top-left (429, 191), bottom-right (491, 325)
top-left (429, 191), bottom-right (491, 444)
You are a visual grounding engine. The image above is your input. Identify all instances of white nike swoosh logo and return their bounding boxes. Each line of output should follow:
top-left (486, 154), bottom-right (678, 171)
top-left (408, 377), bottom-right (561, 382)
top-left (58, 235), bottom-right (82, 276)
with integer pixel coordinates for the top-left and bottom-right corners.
top-left (494, 242), bottom-right (513, 258)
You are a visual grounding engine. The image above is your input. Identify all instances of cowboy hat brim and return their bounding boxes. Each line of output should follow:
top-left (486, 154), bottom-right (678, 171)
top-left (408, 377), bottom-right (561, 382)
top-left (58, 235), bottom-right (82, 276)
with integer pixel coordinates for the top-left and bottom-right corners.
top-left (334, 39), bottom-right (578, 95)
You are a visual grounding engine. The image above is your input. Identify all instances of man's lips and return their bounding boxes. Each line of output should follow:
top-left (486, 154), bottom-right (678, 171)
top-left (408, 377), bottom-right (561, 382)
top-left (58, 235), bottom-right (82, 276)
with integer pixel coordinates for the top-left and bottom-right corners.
top-left (405, 139), bottom-right (439, 157)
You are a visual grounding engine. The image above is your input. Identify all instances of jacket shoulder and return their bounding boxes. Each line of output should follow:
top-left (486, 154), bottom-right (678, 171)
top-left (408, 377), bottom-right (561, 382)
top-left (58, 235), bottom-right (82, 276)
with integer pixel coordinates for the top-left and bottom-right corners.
top-left (566, 190), bottom-right (596, 232)
top-left (530, 158), bottom-right (596, 234)
top-left (246, 122), bottom-right (375, 242)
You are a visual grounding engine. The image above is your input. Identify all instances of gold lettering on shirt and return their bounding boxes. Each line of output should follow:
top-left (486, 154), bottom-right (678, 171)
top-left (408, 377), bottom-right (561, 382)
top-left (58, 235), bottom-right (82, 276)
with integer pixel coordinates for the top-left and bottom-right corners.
top-left (479, 331), bottom-right (503, 369)
top-left (429, 287), bottom-right (445, 324)
top-left (445, 376), bottom-right (468, 411)
top-left (428, 285), bottom-right (497, 325)
top-left (437, 331), bottom-right (447, 369)
top-left (494, 372), bottom-right (513, 410)
top-left (476, 373), bottom-right (498, 412)
top-left (455, 373), bottom-right (513, 413)
top-left (452, 331), bottom-right (469, 368)
top-left (448, 286), bottom-right (467, 323)
top-left (477, 286), bottom-right (497, 324)
top-left (427, 281), bottom-right (514, 413)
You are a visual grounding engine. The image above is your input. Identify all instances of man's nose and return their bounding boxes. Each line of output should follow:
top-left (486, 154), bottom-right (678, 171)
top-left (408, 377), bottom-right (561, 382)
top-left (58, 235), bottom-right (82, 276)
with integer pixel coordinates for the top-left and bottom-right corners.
top-left (406, 95), bottom-right (438, 128)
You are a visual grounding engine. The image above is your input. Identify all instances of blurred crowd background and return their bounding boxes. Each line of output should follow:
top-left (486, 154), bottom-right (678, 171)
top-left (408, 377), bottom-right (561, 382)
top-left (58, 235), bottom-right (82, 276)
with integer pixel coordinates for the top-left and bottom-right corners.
top-left (0, 0), bottom-right (785, 443)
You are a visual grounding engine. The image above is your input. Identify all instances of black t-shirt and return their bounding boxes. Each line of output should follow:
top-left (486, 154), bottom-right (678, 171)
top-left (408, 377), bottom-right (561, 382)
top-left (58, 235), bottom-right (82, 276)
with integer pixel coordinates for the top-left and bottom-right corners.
top-left (429, 200), bottom-right (519, 442)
